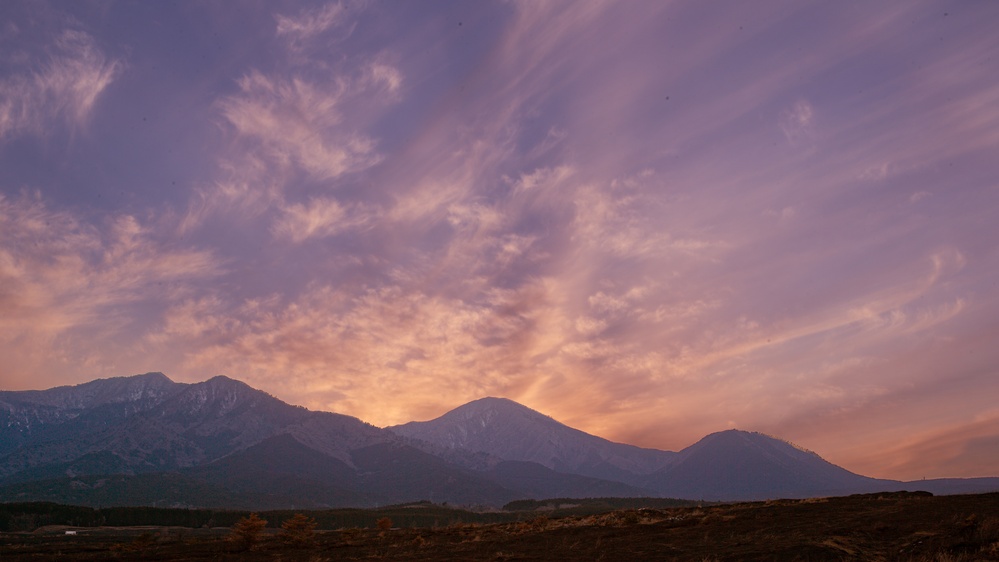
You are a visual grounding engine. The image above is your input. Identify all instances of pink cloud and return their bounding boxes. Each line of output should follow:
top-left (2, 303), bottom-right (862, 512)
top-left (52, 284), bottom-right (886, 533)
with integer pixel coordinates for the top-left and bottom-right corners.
top-left (0, 193), bottom-right (221, 389)
top-left (272, 197), bottom-right (376, 242)
top-left (0, 30), bottom-right (120, 141)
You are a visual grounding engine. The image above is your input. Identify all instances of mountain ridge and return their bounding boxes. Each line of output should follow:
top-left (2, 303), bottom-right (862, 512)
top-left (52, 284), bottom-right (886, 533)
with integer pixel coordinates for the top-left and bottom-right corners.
top-left (2, 373), bottom-right (997, 508)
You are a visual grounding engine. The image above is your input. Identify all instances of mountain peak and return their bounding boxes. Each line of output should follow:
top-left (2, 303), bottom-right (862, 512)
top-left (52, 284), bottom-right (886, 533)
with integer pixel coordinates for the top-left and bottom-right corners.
top-left (442, 396), bottom-right (555, 424)
top-left (691, 429), bottom-right (821, 461)
top-left (391, 397), bottom-right (564, 444)
top-left (202, 374), bottom-right (250, 389)
top-left (162, 375), bottom-right (272, 418)
top-left (134, 372), bottom-right (173, 383)
top-left (389, 397), bottom-right (676, 480)
top-left (0, 372), bottom-right (183, 411)
top-left (647, 428), bottom-right (877, 501)
top-left (466, 396), bottom-right (528, 407)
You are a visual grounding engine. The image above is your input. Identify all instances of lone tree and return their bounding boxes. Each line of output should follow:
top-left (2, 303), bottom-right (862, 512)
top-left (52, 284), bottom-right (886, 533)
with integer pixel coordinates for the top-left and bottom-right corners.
top-left (279, 513), bottom-right (317, 546)
top-left (230, 513), bottom-right (268, 550)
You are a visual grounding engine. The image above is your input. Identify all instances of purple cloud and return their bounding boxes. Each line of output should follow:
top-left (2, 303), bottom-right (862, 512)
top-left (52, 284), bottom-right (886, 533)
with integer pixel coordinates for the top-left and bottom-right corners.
top-left (2, 1), bottom-right (998, 480)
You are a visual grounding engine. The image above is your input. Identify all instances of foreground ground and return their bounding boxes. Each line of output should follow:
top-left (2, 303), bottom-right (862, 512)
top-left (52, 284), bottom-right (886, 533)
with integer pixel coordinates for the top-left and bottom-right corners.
top-left (2, 492), bottom-right (998, 560)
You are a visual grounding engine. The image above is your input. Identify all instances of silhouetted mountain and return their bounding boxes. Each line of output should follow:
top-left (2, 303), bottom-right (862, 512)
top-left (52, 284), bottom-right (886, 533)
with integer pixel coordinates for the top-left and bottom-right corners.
top-left (186, 433), bottom-right (366, 509)
top-left (0, 375), bottom-right (641, 508)
top-left (0, 472), bottom-right (246, 509)
top-left (644, 430), bottom-right (899, 501)
top-left (2, 374), bottom-right (996, 508)
top-left (389, 399), bottom-right (999, 500)
top-left (0, 374), bottom-right (388, 482)
top-left (349, 441), bottom-right (519, 507)
top-left (0, 374), bottom-right (412, 507)
top-left (389, 397), bottom-right (676, 486)
top-left (901, 477), bottom-right (999, 496)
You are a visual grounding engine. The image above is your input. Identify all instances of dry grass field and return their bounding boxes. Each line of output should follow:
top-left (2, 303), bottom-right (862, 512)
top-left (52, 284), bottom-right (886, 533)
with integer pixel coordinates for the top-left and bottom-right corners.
top-left (2, 492), bottom-right (998, 561)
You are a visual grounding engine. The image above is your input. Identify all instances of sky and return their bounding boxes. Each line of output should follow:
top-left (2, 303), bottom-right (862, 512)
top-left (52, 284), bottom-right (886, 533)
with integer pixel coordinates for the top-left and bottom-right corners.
top-left (1, 1), bottom-right (998, 481)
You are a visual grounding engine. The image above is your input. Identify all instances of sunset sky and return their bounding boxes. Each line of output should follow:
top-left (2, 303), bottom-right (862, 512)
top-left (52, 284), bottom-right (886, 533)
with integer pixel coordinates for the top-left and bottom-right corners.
top-left (2, 1), bottom-right (998, 481)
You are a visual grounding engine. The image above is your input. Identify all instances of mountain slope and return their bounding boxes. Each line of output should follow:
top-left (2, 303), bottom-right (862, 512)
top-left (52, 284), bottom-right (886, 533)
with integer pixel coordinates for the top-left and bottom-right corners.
top-left (483, 461), bottom-right (655, 499)
top-left (0, 372), bottom-right (182, 458)
top-left (388, 397), bottom-right (676, 485)
top-left (185, 433), bottom-right (367, 509)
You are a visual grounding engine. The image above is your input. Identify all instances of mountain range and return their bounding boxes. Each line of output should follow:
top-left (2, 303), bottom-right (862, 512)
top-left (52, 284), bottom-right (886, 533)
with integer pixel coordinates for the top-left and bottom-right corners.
top-left (1, 373), bottom-right (996, 509)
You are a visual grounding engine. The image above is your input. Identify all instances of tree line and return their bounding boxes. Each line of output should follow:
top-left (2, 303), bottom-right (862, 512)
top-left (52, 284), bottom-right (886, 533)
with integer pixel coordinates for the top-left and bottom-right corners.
top-left (0, 501), bottom-right (516, 532)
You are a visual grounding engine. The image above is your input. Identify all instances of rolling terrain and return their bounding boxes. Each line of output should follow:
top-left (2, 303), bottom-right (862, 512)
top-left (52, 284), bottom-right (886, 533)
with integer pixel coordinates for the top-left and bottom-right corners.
top-left (2, 492), bottom-right (999, 560)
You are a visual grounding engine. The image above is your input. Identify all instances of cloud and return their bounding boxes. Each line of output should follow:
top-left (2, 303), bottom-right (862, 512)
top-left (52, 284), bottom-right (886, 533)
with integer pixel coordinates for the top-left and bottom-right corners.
top-left (0, 193), bottom-right (221, 387)
top-left (276, 3), bottom-right (349, 43)
top-left (779, 99), bottom-right (815, 144)
top-left (859, 411), bottom-right (999, 480)
top-left (363, 62), bottom-right (402, 96)
top-left (196, 9), bottom-right (404, 234)
top-left (178, 164), bottom-right (280, 235)
top-left (272, 197), bottom-right (377, 242)
top-left (4, 2), bottom-right (999, 483)
top-left (219, 71), bottom-right (381, 181)
top-left (150, 280), bottom-right (560, 425)
top-left (0, 30), bottom-right (120, 141)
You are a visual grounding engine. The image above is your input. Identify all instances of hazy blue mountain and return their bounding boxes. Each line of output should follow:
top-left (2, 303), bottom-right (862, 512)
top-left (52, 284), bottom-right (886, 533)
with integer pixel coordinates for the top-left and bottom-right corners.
top-left (388, 397), bottom-right (676, 486)
top-left (902, 477), bottom-right (999, 496)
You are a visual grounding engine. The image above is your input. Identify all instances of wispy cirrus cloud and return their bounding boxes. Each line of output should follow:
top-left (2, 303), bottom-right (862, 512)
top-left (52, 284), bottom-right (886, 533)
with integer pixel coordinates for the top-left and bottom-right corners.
top-left (188, 5), bottom-right (402, 236)
top-left (275, 1), bottom-right (356, 59)
top-left (178, 156), bottom-right (281, 235)
top-left (218, 71), bottom-right (381, 181)
top-left (272, 197), bottom-right (377, 243)
top-left (779, 99), bottom-right (815, 144)
top-left (867, 411), bottom-right (999, 480)
top-left (0, 30), bottom-right (120, 141)
top-left (276, 3), bottom-right (348, 41)
top-left (0, 193), bottom-right (221, 388)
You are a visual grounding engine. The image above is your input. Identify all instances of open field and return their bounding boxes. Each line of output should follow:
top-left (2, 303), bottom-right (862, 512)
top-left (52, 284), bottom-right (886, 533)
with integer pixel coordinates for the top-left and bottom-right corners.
top-left (2, 492), bottom-right (998, 560)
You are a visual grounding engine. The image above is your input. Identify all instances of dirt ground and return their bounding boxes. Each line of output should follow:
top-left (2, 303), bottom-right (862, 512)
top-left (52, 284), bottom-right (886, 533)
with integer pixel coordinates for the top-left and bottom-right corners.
top-left (2, 492), bottom-right (998, 561)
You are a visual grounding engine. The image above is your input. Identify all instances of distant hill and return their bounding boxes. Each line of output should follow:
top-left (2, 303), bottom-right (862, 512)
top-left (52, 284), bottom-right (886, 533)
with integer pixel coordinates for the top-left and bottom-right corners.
top-left (643, 429), bottom-right (896, 501)
top-left (2, 373), bottom-right (997, 508)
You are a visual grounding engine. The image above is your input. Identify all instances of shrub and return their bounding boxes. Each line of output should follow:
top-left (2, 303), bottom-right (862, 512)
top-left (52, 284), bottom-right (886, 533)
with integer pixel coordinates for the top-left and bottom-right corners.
top-left (340, 527), bottom-right (363, 544)
top-left (229, 513), bottom-right (267, 550)
top-left (279, 513), bottom-right (317, 546)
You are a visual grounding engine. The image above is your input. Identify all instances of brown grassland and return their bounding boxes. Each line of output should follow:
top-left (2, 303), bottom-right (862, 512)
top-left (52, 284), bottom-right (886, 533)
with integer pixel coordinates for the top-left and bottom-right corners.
top-left (2, 492), bottom-right (998, 561)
